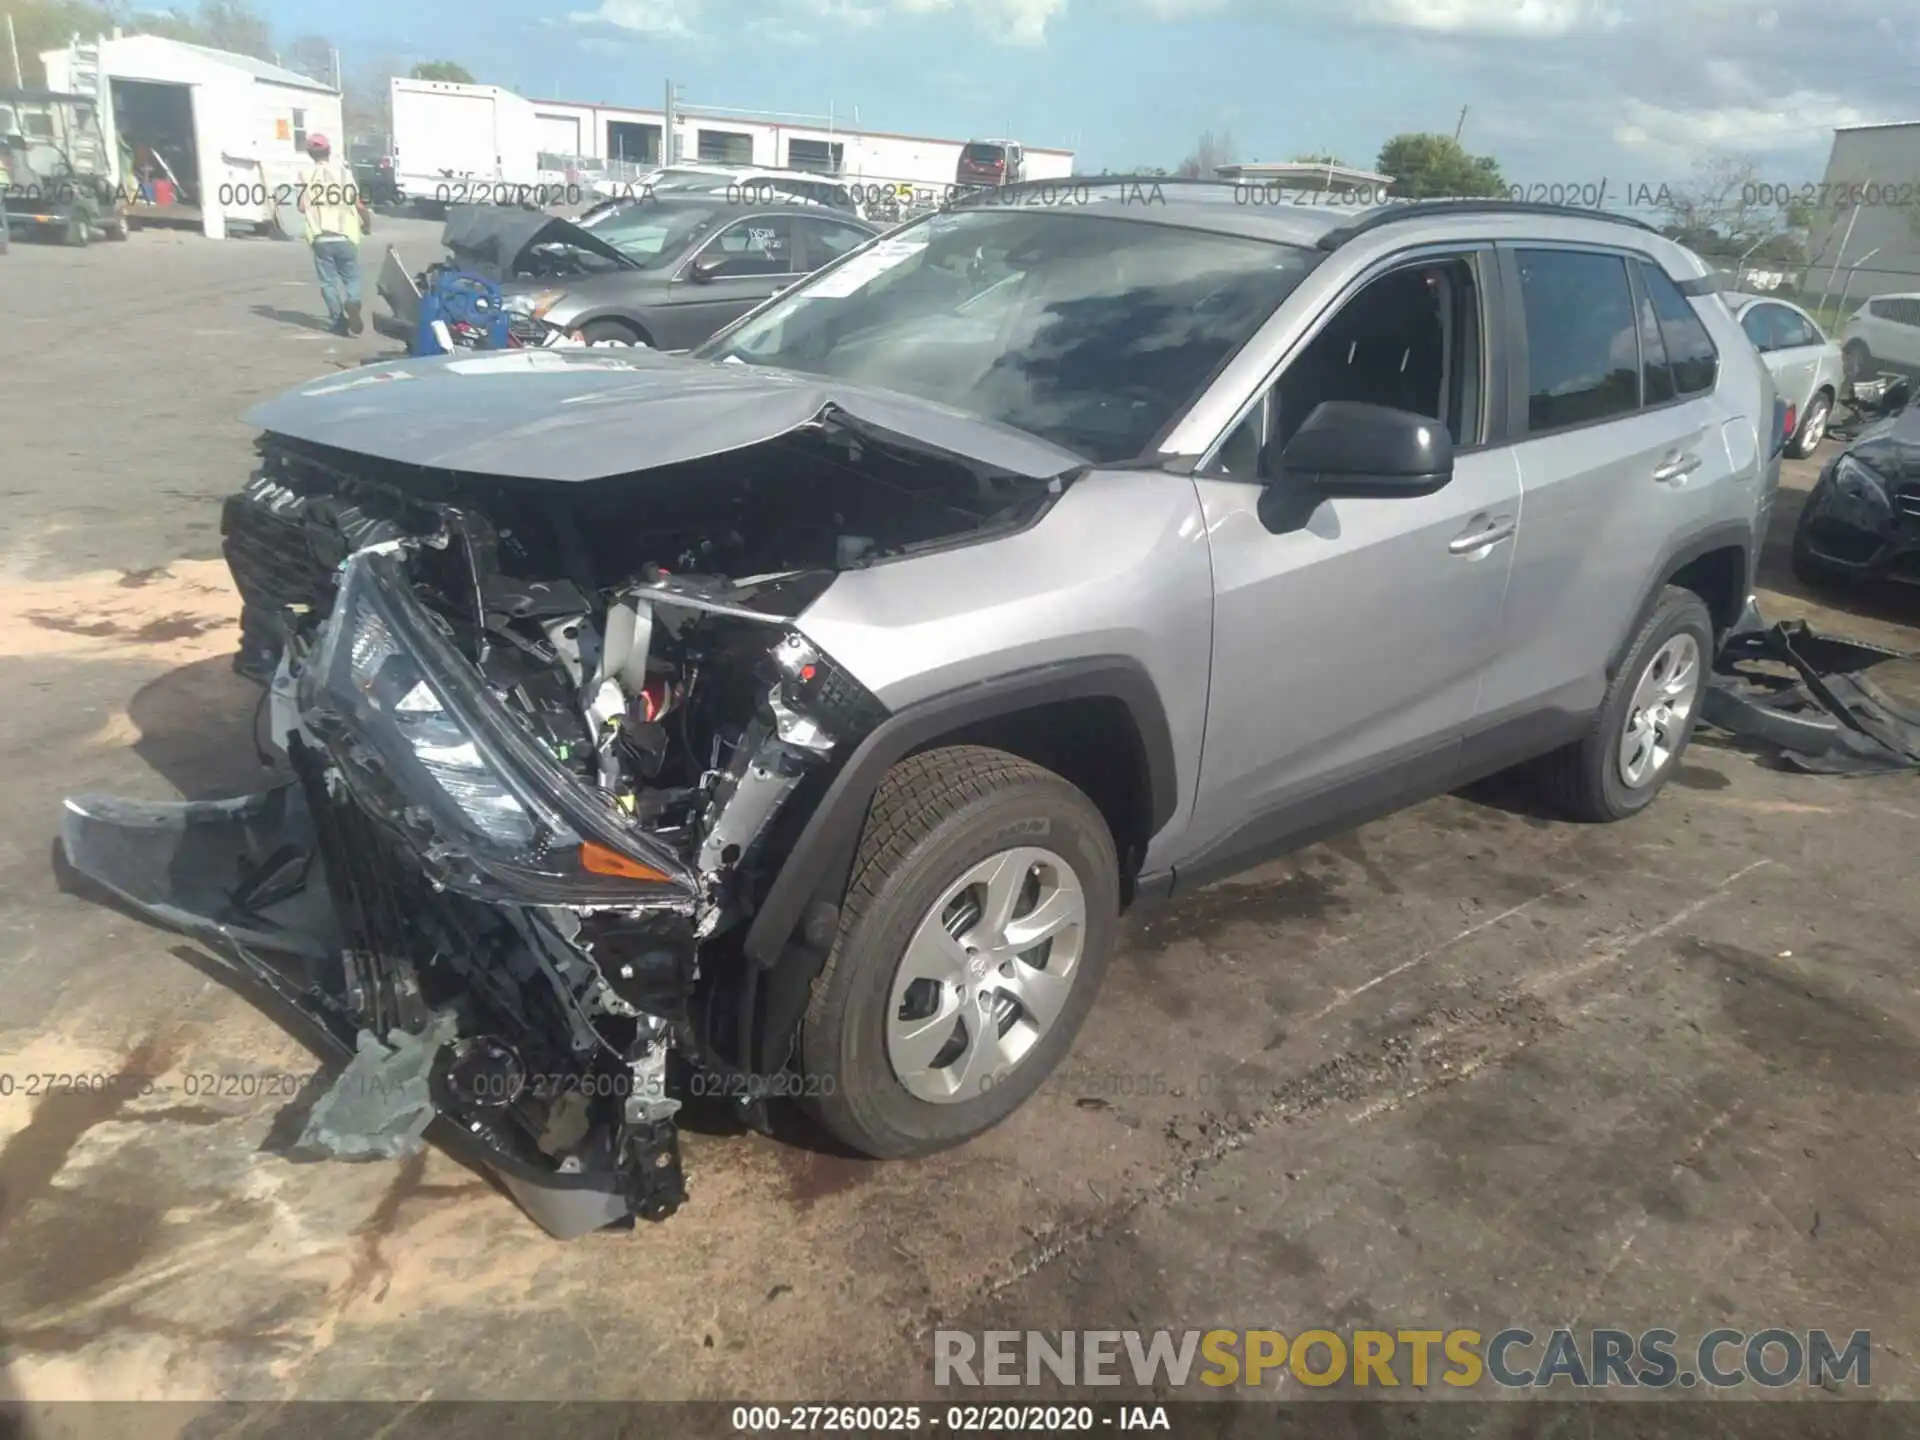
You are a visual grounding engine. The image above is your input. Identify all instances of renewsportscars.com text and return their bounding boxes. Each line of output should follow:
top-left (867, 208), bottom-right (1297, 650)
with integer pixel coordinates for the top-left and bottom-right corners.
top-left (934, 1328), bottom-right (1871, 1391)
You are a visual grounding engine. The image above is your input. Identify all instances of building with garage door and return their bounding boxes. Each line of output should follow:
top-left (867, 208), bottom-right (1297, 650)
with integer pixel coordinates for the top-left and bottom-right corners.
top-left (41, 32), bottom-right (342, 240)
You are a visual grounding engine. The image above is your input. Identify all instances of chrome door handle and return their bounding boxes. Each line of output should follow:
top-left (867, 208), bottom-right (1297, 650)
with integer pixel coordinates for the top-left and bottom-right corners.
top-left (1652, 452), bottom-right (1701, 484)
top-left (1448, 518), bottom-right (1516, 555)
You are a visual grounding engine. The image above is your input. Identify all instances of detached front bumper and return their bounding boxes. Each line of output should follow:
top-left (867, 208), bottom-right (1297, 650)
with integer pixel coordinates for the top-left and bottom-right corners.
top-left (60, 553), bottom-right (706, 1239)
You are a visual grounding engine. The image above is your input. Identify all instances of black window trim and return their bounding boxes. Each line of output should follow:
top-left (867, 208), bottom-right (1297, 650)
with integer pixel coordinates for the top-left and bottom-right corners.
top-left (1626, 255), bottom-right (1677, 410)
top-left (1496, 241), bottom-right (1720, 444)
top-left (1639, 256), bottom-right (1721, 403)
top-left (1196, 239), bottom-right (1508, 480)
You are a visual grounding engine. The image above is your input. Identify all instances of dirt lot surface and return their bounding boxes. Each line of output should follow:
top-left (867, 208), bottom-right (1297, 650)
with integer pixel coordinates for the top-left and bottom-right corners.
top-left (0, 221), bottom-right (1917, 1423)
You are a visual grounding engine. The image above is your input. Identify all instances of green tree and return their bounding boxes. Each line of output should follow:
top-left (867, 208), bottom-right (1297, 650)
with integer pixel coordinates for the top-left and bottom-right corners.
top-left (192, 0), bottom-right (271, 57)
top-left (7, 1), bottom-right (109, 86)
top-left (1376, 133), bottom-right (1505, 198)
top-left (409, 60), bottom-right (476, 83)
top-left (1292, 151), bottom-right (1347, 167)
top-left (6, 0), bottom-right (273, 84)
top-left (1175, 128), bottom-right (1237, 179)
top-left (284, 33), bottom-right (335, 85)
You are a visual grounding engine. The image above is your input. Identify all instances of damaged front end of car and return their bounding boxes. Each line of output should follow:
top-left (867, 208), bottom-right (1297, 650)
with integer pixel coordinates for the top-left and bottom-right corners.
top-left (61, 378), bottom-right (1069, 1237)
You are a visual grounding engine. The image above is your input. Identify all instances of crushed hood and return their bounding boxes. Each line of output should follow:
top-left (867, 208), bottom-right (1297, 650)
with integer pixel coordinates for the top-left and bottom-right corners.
top-left (242, 348), bottom-right (1089, 482)
top-left (440, 204), bottom-right (635, 279)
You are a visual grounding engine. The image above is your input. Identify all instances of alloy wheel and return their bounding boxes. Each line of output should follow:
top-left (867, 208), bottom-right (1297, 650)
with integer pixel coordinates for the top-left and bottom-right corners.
top-left (1618, 634), bottom-right (1702, 789)
top-left (886, 846), bottom-right (1087, 1104)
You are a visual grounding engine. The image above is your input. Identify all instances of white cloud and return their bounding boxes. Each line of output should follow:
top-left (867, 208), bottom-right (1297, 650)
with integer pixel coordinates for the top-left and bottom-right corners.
top-left (1356, 0), bottom-right (1621, 38)
top-left (570, 0), bottom-right (705, 36)
top-left (581, 0), bottom-right (1066, 43)
top-left (841, 0), bottom-right (1069, 44)
top-left (1610, 91), bottom-right (1883, 172)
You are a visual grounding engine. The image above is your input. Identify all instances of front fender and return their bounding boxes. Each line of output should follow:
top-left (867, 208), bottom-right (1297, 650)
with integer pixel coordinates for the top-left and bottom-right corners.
top-left (741, 656), bottom-right (1178, 966)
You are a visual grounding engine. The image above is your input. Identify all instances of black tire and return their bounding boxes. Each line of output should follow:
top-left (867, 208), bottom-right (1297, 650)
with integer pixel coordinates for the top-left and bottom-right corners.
top-left (579, 318), bottom-right (643, 345)
top-left (799, 745), bottom-right (1119, 1159)
top-left (1843, 340), bottom-right (1873, 383)
top-left (1790, 488), bottom-right (1856, 589)
top-left (1785, 389), bottom-right (1832, 459)
top-left (1531, 586), bottom-right (1714, 823)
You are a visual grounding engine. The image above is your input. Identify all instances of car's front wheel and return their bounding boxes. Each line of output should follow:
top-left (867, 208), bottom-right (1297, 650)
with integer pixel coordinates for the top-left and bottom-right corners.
top-left (800, 745), bottom-right (1118, 1159)
top-left (1532, 586), bottom-right (1712, 822)
top-left (579, 319), bottom-right (644, 346)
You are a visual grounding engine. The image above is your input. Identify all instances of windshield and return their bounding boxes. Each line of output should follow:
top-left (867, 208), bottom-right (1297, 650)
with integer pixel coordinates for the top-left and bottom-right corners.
top-left (650, 168), bottom-right (736, 191)
top-left (0, 97), bottom-right (106, 176)
top-left (701, 208), bottom-right (1317, 463)
top-left (586, 202), bottom-right (721, 268)
top-left (962, 144), bottom-right (1007, 166)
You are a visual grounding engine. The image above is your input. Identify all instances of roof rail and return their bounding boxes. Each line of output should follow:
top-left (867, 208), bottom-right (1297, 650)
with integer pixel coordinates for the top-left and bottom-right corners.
top-left (1316, 198), bottom-right (1659, 251)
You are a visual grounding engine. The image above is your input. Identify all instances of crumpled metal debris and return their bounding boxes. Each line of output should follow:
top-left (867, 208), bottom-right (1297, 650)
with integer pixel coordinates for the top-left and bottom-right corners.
top-left (1702, 613), bottom-right (1920, 776)
top-left (296, 1012), bottom-right (460, 1162)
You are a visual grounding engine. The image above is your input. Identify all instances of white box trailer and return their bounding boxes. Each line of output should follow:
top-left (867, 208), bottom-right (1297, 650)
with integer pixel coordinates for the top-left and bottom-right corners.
top-left (391, 78), bottom-right (543, 204)
top-left (42, 33), bottom-right (342, 239)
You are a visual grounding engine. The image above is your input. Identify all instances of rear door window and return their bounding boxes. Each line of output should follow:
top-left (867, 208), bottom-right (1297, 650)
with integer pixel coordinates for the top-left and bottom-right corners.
top-left (1515, 249), bottom-right (1640, 432)
top-left (1774, 308), bottom-right (1821, 348)
top-left (1639, 262), bottom-right (1718, 396)
top-left (1740, 305), bottom-right (1778, 351)
top-left (698, 215), bottom-right (796, 276)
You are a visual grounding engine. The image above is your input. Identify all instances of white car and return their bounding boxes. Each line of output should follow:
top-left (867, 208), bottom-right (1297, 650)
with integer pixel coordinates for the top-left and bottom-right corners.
top-left (1727, 293), bottom-right (1846, 458)
top-left (1839, 292), bottom-right (1920, 384)
top-left (649, 165), bottom-right (867, 216)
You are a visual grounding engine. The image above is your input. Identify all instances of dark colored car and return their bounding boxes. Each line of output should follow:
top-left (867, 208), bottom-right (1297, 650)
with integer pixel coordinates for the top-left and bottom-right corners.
top-left (956, 139), bottom-right (1023, 187)
top-left (1791, 375), bottom-right (1920, 588)
top-left (379, 196), bottom-right (876, 349)
top-left (349, 142), bottom-right (400, 207)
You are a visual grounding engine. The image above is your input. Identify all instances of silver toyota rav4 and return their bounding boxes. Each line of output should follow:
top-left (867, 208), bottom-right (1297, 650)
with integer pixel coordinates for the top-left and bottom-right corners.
top-left (62, 186), bottom-right (1782, 1237)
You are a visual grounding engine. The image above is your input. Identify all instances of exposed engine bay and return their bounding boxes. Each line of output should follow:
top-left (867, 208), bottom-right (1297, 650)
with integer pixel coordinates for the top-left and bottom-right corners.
top-left (61, 411), bottom-right (1065, 1238)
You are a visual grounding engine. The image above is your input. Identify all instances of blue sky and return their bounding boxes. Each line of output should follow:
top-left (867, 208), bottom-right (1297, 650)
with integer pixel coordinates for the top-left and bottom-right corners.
top-left (256, 0), bottom-right (1917, 191)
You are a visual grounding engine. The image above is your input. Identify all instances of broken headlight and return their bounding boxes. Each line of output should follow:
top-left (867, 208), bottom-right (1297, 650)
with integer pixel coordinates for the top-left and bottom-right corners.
top-left (302, 551), bottom-right (697, 906)
top-left (504, 288), bottom-right (568, 321)
top-left (1830, 454), bottom-right (1892, 507)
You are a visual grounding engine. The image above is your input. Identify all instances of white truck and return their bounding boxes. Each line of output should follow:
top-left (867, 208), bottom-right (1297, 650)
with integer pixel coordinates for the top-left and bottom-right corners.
top-left (390, 78), bottom-right (542, 208)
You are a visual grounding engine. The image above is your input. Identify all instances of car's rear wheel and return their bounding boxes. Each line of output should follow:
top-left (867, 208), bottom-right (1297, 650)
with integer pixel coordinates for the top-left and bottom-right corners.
top-left (1531, 586), bottom-right (1712, 822)
top-left (1786, 390), bottom-right (1832, 458)
top-left (800, 745), bottom-right (1118, 1159)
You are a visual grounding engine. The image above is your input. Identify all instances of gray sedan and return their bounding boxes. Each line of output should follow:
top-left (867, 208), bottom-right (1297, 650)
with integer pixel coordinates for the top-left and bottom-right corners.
top-left (380, 197), bottom-right (877, 351)
top-left (1726, 293), bottom-right (1845, 458)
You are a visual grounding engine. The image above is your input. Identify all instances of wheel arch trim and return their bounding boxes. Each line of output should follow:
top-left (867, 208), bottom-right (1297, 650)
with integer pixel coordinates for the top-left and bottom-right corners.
top-left (742, 656), bottom-right (1178, 966)
top-left (1608, 520), bottom-right (1751, 682)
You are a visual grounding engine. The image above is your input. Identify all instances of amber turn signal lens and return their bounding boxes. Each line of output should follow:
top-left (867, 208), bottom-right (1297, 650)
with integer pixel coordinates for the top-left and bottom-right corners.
top-left (578, 841), bottom-right (670, 882)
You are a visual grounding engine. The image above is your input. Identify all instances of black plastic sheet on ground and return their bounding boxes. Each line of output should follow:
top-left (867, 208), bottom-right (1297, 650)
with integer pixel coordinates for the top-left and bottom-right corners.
top-left (1702, 618), bottom-right (1920, 775)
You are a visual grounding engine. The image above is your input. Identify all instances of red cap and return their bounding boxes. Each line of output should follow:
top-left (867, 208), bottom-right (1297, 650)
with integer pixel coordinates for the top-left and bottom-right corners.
top-left (306, 133), bottom-right (331, 152)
